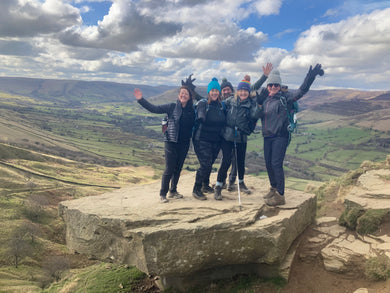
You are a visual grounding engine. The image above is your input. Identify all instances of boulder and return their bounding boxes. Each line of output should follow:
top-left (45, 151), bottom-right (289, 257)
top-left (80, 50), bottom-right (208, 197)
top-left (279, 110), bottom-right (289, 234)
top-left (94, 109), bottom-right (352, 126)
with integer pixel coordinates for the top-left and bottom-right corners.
top-left (345, 169), bottom-right (390, 210)
top-left (59, 173), bottom-right (316, 290)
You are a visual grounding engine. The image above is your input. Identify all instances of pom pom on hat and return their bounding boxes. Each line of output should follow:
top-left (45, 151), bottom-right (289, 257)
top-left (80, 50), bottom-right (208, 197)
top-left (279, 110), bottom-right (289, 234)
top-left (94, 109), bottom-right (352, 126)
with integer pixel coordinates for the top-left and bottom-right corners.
top-left (237, 75), bottom-right (251, 92)
top-left (220, 78), bottom-right (234, 92)
top-left (207, 77), bottom-right (221, 94)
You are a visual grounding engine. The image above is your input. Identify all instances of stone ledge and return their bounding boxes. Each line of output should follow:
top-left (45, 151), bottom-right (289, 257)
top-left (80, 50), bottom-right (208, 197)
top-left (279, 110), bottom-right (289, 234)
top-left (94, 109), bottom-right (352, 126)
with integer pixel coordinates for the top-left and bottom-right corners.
top-left (59, 173), bottom-right (316, 290)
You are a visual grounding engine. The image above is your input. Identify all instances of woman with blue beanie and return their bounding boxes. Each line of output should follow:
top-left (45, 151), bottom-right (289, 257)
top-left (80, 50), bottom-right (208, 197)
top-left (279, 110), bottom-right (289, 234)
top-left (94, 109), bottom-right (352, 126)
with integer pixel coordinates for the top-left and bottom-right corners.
top-left (214, 75), bottom-right (262, 200)
top-left (192, 78), bottom-right (226, 200)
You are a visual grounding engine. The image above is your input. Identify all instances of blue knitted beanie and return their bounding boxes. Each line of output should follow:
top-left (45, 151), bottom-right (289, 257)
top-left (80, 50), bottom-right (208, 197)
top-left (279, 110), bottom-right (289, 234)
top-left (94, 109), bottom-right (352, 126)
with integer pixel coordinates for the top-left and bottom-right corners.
top-left (207, 77), bottom-right (221, 94)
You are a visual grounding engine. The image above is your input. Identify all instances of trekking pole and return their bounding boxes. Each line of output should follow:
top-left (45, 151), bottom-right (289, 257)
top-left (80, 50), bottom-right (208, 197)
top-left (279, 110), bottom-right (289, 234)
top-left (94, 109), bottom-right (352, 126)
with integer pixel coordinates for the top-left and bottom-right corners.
top-left (234, 127), bottom-right (242, 210)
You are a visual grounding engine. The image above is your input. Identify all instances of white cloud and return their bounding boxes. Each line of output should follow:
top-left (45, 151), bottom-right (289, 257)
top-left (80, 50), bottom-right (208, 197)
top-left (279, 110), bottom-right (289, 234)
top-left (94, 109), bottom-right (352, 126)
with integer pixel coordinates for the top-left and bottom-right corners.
top-left (283, 7), bottom-right (390, 89)
top-left (254, 0), bottom-right (282, 16)
top-left (59, 0), bottom-right (181, 51)
top-left (0, 0), bottom-right (389, 90)
top-left (146, 25), bottom-right (267, 62)
top-left (0, 0), bottom-right (81, 37)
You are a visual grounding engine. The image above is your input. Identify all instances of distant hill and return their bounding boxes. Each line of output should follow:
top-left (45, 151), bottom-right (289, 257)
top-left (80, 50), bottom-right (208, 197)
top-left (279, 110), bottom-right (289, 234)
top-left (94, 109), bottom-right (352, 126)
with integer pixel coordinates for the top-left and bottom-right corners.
top-left (0, 76), bottom-right (176, 106)
top-left (0, 75), bottom-right (389, 181)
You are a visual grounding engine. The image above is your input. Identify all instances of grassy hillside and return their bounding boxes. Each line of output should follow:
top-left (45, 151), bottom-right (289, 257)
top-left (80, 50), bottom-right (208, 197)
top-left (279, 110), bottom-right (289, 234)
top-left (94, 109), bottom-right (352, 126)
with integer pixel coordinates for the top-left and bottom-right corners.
top-left (0, 142), bottom-right (158, 291)
top-left (0, 76), bottom-right (175, 105)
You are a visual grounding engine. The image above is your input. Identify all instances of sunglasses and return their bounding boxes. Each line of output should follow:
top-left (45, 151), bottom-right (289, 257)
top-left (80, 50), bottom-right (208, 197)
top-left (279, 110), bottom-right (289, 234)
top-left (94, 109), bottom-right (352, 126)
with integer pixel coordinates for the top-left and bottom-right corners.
top-left (268, 83), bottom-right (280, 88)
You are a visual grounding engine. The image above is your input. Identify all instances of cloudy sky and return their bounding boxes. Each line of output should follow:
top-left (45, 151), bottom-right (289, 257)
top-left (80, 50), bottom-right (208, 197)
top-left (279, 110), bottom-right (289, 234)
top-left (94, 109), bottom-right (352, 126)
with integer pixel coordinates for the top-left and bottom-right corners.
top-left (0, 0), bottom-right (389, 90)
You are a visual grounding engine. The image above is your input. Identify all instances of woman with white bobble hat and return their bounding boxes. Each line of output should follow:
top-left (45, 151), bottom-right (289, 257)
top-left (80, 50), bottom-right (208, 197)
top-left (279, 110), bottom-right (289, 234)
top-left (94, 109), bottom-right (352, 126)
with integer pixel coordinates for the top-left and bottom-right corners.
top-left (257, 64), bottom-right (324, 206)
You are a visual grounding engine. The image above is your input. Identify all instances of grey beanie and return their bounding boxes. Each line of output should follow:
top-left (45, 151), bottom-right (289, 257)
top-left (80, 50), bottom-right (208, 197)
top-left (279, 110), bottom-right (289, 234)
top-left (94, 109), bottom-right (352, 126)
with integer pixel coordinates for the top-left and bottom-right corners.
top-left (267, 70), bottom-right (282, 85)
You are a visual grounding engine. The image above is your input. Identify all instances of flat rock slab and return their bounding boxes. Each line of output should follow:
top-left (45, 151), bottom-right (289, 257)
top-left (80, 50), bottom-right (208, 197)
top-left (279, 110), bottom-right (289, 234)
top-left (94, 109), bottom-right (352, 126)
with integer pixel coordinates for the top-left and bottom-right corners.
top-left (59, 173), bottom-right (316, 290)
top-left (345, 169), bottom-right (390, 209)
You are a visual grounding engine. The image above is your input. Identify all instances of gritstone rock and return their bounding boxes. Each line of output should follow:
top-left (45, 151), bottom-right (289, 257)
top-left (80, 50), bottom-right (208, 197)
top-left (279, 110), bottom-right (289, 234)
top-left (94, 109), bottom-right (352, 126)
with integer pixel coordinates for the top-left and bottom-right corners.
top-left (59, 174), bottom-right (316, 290)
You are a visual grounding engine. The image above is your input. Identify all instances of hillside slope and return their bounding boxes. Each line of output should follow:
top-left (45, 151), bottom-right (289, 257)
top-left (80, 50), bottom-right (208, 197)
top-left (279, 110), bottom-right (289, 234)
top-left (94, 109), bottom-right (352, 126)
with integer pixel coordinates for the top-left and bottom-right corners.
top-left (0, 76), bottom-right (176, 105)
top-left (0, 77), bottom-right (389, 181)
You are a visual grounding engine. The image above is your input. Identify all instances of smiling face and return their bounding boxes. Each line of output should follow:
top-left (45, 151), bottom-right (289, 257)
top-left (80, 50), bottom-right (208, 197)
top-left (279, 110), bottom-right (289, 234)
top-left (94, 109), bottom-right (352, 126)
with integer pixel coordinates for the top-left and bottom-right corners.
top-left (221, 86), bottom-right (232, 99)
top-left (237, 89), bottom-right (249, 100)
top-left (208, 88), bottom-right (220, 101)
top-left (267, 83), bottom-right (281, 96)
top-left (178, 88), bottom-right (191, 106)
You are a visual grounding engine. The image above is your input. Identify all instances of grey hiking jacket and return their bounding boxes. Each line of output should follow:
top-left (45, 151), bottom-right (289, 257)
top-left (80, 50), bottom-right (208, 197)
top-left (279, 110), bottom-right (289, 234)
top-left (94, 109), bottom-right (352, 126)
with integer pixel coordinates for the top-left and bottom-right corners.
top-left (222, 96), bottom-right (262, 143)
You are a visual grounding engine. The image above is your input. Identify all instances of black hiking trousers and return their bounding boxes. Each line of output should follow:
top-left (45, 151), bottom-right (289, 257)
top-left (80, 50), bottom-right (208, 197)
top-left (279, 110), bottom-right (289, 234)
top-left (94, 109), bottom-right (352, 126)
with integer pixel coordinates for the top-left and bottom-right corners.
top-left (193, 139), bottom-right (221, 186)
top-left (160, 140), bottom-right (190, 197)
top-left (217, 140), bottom-right (246, 184)
top-left (263, 136), bottom-right (288, 195)
top-left (228, 148), bottom-right (237, 184)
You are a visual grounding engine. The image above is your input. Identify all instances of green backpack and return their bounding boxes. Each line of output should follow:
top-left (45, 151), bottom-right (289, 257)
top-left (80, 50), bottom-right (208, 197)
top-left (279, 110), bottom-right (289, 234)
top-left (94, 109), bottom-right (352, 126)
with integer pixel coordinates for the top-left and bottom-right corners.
top-left (280, 96), bottom-right (299, 145)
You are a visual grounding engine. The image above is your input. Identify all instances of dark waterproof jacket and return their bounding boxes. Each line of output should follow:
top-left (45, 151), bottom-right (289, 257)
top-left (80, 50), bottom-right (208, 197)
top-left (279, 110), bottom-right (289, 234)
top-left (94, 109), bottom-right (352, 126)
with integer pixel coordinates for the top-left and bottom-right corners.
top-left (137, 98), bottom-right (195, 143)
top-left (222, 96), bottom-right (262, 143)
top-left (193, 99), bottom-right (226, 142)
top-left (260, 89), bottom-right (306, 138)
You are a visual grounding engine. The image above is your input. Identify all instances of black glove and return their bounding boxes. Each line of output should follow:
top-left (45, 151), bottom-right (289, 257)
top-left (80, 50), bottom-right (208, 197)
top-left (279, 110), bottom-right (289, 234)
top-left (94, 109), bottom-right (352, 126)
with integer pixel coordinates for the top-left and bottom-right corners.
top-left (181, 74), bottom-right (196, 91)
top-left (299, 63), bottom-right (324, 93)
top-left (311, 63), bottom-right (324, 77)
top-left (256, 88), bottom-right (269, 105)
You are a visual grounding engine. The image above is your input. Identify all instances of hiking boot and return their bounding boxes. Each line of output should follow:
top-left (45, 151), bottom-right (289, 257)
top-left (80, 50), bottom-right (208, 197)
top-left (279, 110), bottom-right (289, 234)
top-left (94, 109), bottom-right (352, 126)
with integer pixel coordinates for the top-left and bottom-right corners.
top-left (265, 191), bottom-right (285, 206)
top-left (201, 184), bottom-right (214, 194)
top-left (227, 181), bottom-right (236, 192)
top-left (239, 181), bottom-right (252, 194)
top-left (160, 196), bottom-right (169, 203)
top-left (221, 181), bottom-right (227, 189)
top-left (168, 190), bottom-right (184, 199)
top-left (263, 187), bottom-right (276, 199)
top-left (214, 186), bottom-right (222, 201)
top-left (192, 185), bottom-right (207, 201)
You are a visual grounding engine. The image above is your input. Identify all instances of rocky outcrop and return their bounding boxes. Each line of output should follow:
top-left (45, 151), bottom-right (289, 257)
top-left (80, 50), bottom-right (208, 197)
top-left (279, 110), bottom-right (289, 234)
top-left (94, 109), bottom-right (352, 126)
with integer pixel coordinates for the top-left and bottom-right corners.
top-left (59, 173), bottom-right (316, 291)
top-left (344, 169), bottom-right (390, 210)
top-left (299, 165), bottom-right (390, 280)
top-left (300, 216), bottom-right (390, 279)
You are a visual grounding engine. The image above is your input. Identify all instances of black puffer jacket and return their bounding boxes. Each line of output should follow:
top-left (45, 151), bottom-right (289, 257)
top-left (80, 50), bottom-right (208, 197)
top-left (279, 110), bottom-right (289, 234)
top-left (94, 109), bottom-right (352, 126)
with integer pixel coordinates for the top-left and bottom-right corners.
top-left (137, 98), bottom-right (195, 143)
top-left (222, 96), bottom-right (261, 143)
top-left (193, 99), bottom-right (226, 142)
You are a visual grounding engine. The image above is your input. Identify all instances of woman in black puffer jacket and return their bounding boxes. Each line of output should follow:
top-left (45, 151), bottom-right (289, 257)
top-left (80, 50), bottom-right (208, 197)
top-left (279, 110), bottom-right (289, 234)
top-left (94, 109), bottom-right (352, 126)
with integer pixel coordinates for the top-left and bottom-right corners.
top-left (192, 78), bottom-right (226, 201)
top-left (133, 86), bottom-right (195, 203)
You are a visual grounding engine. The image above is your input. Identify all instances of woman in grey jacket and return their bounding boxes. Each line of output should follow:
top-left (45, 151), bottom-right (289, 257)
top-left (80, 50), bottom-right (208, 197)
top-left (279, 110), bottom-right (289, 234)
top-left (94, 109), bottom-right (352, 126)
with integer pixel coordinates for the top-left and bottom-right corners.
top-left (214, 76), bottom-right (262, 200)
top-left (257, 64), bottom-right (324, 206)
top-left (133, 86), bottom-right (195, 203)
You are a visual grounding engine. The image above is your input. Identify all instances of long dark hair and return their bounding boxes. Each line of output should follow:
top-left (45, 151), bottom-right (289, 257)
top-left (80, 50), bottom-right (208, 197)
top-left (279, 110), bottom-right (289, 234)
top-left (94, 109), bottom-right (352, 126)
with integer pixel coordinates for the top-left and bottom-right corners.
top-left (179, 85), bottom-right (194, 106)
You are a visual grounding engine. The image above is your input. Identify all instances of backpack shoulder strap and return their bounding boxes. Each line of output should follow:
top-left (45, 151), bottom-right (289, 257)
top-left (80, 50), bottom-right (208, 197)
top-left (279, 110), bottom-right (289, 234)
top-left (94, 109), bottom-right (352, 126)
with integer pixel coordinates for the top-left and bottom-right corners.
top-left (221, 101), bottom-right (226, 111)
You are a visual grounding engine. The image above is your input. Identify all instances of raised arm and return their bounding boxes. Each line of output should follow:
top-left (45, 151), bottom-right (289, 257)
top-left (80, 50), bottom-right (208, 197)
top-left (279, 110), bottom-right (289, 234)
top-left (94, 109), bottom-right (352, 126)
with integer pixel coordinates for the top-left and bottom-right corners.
top-left (133, 88), bottom-right (143, 100)
top-left (133, 88), bottom-right (173, 114)
top-left (182, 74), bottom-right (204, 101)
top-left (251, 62), bottom-right (273, 91)
top-left (293, 63), bottom-right (324, 101)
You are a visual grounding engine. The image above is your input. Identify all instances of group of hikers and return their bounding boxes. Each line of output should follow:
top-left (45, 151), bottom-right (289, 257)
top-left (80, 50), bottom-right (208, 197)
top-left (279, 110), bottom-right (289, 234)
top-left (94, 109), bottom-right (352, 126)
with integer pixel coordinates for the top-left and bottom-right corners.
top-left (133, 63), bottom-right (324, 206)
